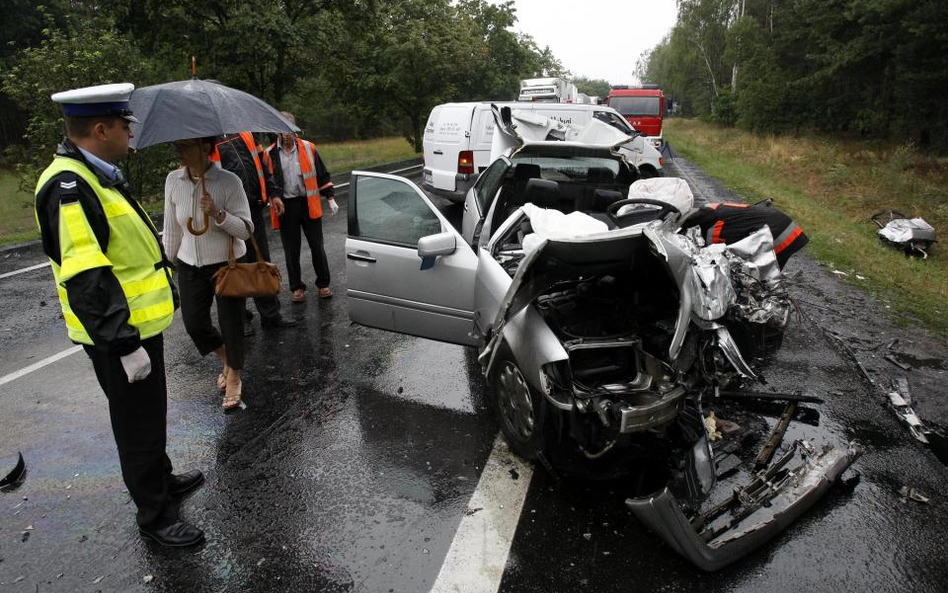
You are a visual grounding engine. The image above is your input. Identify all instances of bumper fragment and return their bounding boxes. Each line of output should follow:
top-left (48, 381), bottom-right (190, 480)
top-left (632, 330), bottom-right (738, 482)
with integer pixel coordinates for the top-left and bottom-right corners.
top-left (626, 442), bottom-right (862, 571)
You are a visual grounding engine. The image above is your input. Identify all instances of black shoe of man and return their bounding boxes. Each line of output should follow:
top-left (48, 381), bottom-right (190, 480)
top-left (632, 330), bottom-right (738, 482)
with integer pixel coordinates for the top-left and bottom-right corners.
top-left (261, 316), bottom-right (299, 329)
top-left (168, 470), bottom-right (205, 500)
top-left (139, 520), bottom-right (205, 547)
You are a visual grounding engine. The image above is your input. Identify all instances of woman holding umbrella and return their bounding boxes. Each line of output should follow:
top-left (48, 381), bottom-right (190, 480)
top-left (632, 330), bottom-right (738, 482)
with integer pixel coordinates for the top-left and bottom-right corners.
top-left (163, 137), bottom-right (253, 410)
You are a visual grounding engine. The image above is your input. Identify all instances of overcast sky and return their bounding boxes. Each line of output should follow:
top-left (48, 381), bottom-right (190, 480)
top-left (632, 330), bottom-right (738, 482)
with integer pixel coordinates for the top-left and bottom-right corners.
top-left (501, 0), bottom-right (679, 85)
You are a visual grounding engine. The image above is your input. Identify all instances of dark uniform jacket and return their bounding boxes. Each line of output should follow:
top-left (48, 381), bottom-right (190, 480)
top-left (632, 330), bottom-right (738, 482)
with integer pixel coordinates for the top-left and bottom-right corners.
top-left (35, 138), bottom-right (175, 355)
top-left (214, 134), bottom-right (280, 208)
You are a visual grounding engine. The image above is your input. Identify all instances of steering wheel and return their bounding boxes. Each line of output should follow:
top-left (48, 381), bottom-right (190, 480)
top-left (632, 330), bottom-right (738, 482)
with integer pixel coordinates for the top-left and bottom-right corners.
top-left (607, 198), bottom-right (681, 224)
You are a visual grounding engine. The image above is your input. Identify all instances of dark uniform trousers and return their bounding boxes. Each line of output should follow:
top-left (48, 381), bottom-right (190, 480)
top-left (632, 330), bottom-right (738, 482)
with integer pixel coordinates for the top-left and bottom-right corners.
top-left (84, 335), bottom-right (174, 528)
top-left (245, 204), bottom-right (282, 321)
top-left (279, 196), bottom-right (330, 291)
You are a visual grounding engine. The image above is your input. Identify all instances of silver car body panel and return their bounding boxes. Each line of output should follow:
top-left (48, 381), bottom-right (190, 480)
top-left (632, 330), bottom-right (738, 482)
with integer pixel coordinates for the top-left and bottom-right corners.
top-left (346, 171), bottom-right (480, 347)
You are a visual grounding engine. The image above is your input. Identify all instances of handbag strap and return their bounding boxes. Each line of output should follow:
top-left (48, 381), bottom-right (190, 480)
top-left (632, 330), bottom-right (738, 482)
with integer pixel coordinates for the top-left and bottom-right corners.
top-left (226, 218), bottom-right (263, 266)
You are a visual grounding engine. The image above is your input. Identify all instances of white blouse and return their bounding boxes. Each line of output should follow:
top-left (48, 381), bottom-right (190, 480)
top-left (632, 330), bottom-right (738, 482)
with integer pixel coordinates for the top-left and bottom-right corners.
top-left (163, 162), bottom-right (253, 267)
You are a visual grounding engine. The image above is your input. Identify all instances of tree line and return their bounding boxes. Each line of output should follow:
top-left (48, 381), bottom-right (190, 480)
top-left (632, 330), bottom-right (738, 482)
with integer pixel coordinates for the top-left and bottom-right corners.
top-left (0, 0), bottom-right (569, 194)
top-left (639, 0), bottom-right (948, 151)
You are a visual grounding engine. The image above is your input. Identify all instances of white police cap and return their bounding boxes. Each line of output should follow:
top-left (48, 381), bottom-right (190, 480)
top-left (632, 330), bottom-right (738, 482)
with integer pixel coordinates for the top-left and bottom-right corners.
top-left (51, 83), bottom-right (140, 123)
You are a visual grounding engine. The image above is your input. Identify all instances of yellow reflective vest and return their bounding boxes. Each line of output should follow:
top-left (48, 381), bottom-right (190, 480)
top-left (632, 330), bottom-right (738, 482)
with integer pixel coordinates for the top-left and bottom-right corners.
top-left (35, 156), bottom-right (174, 345)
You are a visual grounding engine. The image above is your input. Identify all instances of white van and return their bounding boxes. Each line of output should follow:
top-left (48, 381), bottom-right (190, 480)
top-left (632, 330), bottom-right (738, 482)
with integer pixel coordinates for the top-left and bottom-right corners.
top-left (422, 102), bottom-right (664, 202)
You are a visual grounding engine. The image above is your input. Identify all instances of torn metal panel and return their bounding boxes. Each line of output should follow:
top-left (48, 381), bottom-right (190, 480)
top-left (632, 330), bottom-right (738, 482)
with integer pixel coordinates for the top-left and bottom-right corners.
top-left (627, 442), bottom-right (862, 572)
top-left (887, 389), bottom-right (930, 444)
top-left (871, 210), bottom-right (937, 258)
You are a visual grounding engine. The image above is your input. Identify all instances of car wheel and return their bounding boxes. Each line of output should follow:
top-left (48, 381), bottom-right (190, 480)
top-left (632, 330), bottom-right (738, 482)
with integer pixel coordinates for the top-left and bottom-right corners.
top-left (639, 165), bottom-right (658, 179)
top-left (491, 348), bottom-right (547, 460)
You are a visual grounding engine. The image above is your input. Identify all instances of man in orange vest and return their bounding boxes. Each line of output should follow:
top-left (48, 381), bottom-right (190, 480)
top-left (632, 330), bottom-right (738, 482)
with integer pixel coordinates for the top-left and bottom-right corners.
top-left (263, 112), bottom-right (338, 302)
top-left (213, 133), bottom-right (298, 334)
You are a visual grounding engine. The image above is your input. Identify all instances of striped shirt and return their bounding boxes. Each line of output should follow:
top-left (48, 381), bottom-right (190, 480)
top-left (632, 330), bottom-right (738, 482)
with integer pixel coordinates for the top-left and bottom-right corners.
top-left (278, 141), bottom-right (306, 198)
top-left (163, 162), bottom-right (253, 267)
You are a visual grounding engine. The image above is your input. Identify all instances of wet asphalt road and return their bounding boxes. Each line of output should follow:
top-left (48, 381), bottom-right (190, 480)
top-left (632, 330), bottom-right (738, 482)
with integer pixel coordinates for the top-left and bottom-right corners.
top-left (1, 157), bottom-right (947, 592)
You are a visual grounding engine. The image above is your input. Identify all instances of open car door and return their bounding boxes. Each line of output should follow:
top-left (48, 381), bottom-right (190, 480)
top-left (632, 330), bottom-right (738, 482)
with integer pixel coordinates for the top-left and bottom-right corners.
top-left (346, 171), bottom-right (480, 346)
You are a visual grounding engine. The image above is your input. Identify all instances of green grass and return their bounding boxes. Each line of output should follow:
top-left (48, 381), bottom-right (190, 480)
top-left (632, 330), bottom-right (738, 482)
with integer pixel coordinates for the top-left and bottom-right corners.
top-left (0, 137), bottom-right (420, 247)
top-left (0, 168), bottom-right (36, 246)
top-left (317, 137), bottom-right (419, 173)
top-left (666, 118), bottom-right (948, 334)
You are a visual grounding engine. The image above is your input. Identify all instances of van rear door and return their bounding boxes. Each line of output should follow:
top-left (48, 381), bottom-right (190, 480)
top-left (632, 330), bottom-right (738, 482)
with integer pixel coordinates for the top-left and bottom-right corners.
top-left (423, 104), bottom-right (472, 193)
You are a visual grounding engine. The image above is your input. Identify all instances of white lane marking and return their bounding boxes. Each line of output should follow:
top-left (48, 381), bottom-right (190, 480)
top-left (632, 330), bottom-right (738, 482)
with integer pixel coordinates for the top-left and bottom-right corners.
top-left (431, 435), bottom-right (534, 593)
top-left (0, 345), bottom-right (83, 388)
top-left (0, 262), bottom-right (50, 280)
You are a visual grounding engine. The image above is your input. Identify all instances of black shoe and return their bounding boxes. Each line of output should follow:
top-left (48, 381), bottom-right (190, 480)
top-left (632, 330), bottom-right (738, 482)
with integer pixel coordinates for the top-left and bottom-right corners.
top-left (261, 316), bottom-right (299, 329)
top-left (168, 470), bottom-right (205, 499)
top-left (139, 520), bottom-right (205, 547)
top-left (243, 323), bottom-right (256, 337)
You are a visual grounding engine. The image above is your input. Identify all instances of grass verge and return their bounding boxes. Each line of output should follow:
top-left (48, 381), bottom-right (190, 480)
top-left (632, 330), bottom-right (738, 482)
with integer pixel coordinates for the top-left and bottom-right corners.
top-left (0, 137), bottom-right (419, 247)
top-left (666, 118), bottom-right (948, 335)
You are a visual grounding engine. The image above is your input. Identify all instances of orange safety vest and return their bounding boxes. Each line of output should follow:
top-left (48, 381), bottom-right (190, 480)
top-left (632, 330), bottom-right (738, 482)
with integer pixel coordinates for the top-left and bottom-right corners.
top-left (211, 132), bottom-right (268, 204)
top-left (263, 138), bottom-right (333, 230)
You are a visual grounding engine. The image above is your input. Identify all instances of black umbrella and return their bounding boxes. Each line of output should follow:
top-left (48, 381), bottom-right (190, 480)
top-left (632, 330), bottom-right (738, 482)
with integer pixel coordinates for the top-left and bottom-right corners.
top-left (128, 79), bottom-right (299, 234)
top-left (128, 79), bottom-right (298, 150)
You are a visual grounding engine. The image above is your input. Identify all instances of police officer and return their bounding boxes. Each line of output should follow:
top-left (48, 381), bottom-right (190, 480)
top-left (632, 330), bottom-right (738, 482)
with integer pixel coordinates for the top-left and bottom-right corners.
top-left (34, 83), bottom-right (204, 547)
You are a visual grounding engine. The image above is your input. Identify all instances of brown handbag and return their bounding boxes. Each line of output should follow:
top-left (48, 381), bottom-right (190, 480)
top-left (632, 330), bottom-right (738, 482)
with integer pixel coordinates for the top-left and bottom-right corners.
top-left (212, 219), bottom-right (282, 298)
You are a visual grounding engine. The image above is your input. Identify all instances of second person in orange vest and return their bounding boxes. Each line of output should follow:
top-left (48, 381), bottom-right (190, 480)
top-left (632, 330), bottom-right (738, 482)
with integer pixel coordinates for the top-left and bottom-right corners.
top-left (262, 111), bottom-right (337, 302)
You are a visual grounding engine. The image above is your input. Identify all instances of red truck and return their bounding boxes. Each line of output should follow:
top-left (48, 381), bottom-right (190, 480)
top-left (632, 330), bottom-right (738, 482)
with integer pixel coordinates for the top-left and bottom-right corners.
top-left (605, 84), bottom-right (664, 150)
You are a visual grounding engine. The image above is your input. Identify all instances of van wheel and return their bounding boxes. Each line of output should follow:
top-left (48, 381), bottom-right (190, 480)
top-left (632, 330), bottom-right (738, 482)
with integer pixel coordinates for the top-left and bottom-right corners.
top-left (491, 347), bottom-right (547, 460)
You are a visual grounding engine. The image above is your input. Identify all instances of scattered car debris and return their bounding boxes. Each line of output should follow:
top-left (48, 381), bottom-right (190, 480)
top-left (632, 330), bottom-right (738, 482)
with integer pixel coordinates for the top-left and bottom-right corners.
top-left (143, 575), bottom-right (154, 583)
top-left (898, 486), bottom-right (930, 504)
top-left (754, 402), bottom-right (797, 470)
top-left (887, 383), bottom-right (930, 444)
top-left (871, 210), bottom-right (937, 258)
top-left (883, 354), bottom-right (912, 371)
top-left (719, 390), bottom-right (824, 404)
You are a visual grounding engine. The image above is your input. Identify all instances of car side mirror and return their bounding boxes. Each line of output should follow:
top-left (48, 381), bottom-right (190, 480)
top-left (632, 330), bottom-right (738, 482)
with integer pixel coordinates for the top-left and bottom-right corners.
top-left (417, 231), bottom-right (457, 270)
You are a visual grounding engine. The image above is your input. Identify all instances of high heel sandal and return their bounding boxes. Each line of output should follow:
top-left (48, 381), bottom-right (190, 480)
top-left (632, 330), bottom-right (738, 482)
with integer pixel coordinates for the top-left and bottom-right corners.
top-left (222, 377), bottom-right (242, 411)
top-left (217, 368), bottom-right (229, 391)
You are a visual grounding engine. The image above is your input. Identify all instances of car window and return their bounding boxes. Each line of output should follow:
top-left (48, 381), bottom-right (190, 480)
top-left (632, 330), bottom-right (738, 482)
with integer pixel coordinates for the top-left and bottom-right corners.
top-left (512, 155), bottom-right (621, 181)
top-left (353, 176), bottom-right (442, 246)
top-left (608, 96), bottom-right (661, 116)
top-left (473, 158), bottom-right (508, 213)
top-left (594, 110), bottom-right (639, 136)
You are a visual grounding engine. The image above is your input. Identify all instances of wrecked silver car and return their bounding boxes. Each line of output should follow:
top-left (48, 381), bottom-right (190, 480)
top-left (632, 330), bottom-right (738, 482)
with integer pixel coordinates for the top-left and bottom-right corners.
top-left (344, 105), bottom-right (860, 570)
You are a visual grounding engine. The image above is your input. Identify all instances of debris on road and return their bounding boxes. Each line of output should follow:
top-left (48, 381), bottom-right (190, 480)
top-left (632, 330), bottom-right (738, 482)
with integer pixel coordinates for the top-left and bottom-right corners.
top-left (883, 354), bottom-right (912, 371)
top-left (755, 403), bottom-right (797, 469)
top-left (871, 210), bottom-right (937, 259)
top-left (887, 382), bottom-right (931, 444)
top-left (898, 486), bottom-right (930, 504)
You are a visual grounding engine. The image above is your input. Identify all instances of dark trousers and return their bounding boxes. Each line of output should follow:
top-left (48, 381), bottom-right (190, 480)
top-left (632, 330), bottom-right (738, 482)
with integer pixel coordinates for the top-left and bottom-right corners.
top-left (279, 197), bottom-right (330, 291)
top-left (84, 335), bottom-right (175, 528)
top-left (177, 261), bottom-right (247, 370)
top-left (245, 204), bottom-right (282, 322)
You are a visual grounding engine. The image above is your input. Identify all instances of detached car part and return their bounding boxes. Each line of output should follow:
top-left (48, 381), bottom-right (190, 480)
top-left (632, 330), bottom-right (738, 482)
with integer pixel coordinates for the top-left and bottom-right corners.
top-left (627, 441), bottom-right (862, 571)
top-left (871, 210), bottom-right (937, 258)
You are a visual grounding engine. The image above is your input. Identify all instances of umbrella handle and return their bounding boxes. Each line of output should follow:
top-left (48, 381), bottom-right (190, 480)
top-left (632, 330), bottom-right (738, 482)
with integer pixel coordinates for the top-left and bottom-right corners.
top-left (186, 166), bottom-right (212, 235)
top-left (187, 214), bottom-right (209, 235)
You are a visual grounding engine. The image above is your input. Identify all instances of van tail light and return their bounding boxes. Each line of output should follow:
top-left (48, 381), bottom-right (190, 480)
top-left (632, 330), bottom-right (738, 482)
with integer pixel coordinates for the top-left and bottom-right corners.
top-left (458, 150), bottom-right (474, 175)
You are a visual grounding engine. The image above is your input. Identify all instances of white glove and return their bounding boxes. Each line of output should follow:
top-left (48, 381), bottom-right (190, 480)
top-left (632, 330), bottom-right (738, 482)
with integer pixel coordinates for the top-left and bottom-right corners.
top-left (327, 198), bottom-right (339, 216)
top-left (120, 346), bottom-right (152, 383)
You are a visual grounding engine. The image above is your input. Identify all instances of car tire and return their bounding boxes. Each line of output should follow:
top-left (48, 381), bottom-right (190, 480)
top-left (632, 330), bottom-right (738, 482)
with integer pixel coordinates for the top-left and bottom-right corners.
top-left (490, 346), bottom-right (548, 461)
top-left (639, 165), bottom-right (659, 179)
